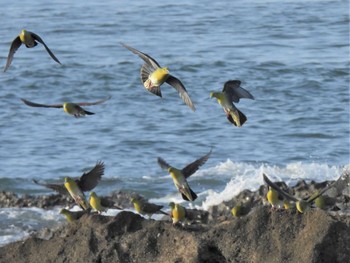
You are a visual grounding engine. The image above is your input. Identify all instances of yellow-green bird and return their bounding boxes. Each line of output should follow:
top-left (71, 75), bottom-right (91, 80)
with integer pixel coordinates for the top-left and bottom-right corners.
top-left (59, 208), bottom-right (90, 222)
top-left (33, 161), bottom-right (105, 195)
top-left (157, 149), bottom-right (212, 201)
top-left (4, 29), bottom-right (61, 72)
top-left (263, 173), bottom-right (333, 213)
top-left (20, 96), bottom-right (111, 117)
top-left (210, 80), bottom-right (254, 127)
top-left (89, 192), bottom-right (107, 214)
top-left (283, 199), bottom-right (292, 210)
top-left (64, 177), bottom-right (90, 210)
top-left (266, 187), bottom-right (281, 209)
top-left (169, 202), bottom-right (186, 224)
top-left (131, 197), bottom-right (167, 218)
top-left (231, 204), bottom-right (243, 217)
top-left (121, 43), bottom-right (195, 111)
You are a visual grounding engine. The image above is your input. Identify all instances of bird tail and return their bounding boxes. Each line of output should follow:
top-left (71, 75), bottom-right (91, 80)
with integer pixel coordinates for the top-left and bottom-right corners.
top-left (181, 187), bottom-right (198, 201)
top-left (227, 109), bottom-right (247, 127)
top-left (83, 110), bottom-right (95, 115)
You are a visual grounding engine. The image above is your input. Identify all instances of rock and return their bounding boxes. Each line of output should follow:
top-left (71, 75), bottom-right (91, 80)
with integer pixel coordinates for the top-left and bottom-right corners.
top-left (1, 208), bottom-right (349, 263)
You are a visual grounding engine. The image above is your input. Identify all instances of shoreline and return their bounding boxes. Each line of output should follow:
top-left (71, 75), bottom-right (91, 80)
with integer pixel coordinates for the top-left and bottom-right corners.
top-left (0, 176), bottom-right (349, 262)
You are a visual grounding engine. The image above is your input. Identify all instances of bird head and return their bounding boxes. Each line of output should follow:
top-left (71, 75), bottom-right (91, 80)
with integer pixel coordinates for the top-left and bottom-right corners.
top-left (59, 208), bottom-right (68, 215)
top-left (64, 177), bottom-right (73, 183)
top-left (21, 29), bottom-right (27, 35)
top-left (90, 192), bottom-right (96, 198)
top-left (161, 67), bottom-right (169, 74)
top-left (210, 92), bottom-right (218, 99)
top-left (168, 202), bottom-right (175, 208)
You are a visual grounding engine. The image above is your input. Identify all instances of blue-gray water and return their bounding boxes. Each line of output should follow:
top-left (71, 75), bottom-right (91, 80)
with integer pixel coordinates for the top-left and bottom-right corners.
top-left (0, 0), bottom-right (349, 245)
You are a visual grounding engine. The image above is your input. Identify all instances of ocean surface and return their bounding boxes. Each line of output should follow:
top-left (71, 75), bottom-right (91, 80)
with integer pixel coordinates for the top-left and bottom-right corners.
top-left (0, 0), bottom-right (349, 246)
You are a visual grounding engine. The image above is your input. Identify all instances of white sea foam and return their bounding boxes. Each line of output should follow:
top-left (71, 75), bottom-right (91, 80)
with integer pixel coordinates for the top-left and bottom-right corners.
top-left (0, 207), bottom-right (63, 247)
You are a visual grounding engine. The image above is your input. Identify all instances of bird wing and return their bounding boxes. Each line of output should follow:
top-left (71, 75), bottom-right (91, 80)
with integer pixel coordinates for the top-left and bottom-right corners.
top-left (31, 32), bottom-right (61, 64)
top-left (77, 161), bottom-right (105, 192)
top-left (223, 80), bottom-right (255, 103)
top-left (4, 36), bottom-right (22, 72)
top-left (32, 179), bottom-right (67, 195)
top-left (75, 96), bottom-right (112, 106)
top-left (182, 149), bottom-right (212, 178)
top-left (21, 98), bottom-right (63, 108)
top-left (165, 75), bottom-right (196, 111)
top-left (262, 173), bottom-right (299, 202)
top-left (157, 157), bottom-right (172, 170)
top-left (121, 43), bottom-right (160, 70)
top-left (306, 182), bottom-right (335, 203)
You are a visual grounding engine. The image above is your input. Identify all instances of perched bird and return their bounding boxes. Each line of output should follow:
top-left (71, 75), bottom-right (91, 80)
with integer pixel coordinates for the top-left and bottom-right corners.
top-left (64, 177), bottom-right (90, 210)
top-left (210, 80), bottom-right (254, 127)
top-left (231, 204), bottom-right (243, 217)
top-left (33, 161), bottom-right (105, 195)
top-left (283, 199), bottom-right (292, 210)
top-left (263, 173), bottom-right (333, 213)
top-left (21, 96), bottom-right (111, 117)
top-left (4, 29), bottom-right (61, 72)
top-left (121, 43), bottom-right (195, 111)
top-left (59, 208), bottom-right (90, 222)
top-left (131, 198), bottom-right (167, 218)
top-left (169, 202), bottom-right (186, 224)
top-left (89, 192), bottom-right (107, 214)
top-left (157, 149), bottom-right (212, 201)
top-left (266, 187), bottom-right (281, 210)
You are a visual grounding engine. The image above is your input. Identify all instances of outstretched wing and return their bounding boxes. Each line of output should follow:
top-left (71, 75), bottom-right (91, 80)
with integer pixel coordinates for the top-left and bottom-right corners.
top-left (4, 36), bottom-right (22, 72)
top-left (121, 43), bottom-right (160, 70)
top-left (31, 32), bottom-right (61, 64)
top-left (33, 179), bottom-right (67, 195)
top-left (223, 80), bottom-right (254, 103)
top-left (157, 157), bottom-right (172, 170)
top-left (182, 149), bottom-right (212, 178)
top-left (21, 98), bottom-right (63, 108)
top-left (166, 75), bottom-right (196, 111)
top-left (263, 173), bottom-right (298, 202)
top-left (77, 161), bottom-right (105, 192)
top-left (76, 96), bottom-right (112, 106)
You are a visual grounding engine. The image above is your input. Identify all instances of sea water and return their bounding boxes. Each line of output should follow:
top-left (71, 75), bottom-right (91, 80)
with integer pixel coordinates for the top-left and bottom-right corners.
top-left (0, 0), bottom-right (348, 246)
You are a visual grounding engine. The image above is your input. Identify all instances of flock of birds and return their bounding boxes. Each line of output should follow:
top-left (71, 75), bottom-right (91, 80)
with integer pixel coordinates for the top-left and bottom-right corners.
top-left (5, 29), bottom-right (338, 225)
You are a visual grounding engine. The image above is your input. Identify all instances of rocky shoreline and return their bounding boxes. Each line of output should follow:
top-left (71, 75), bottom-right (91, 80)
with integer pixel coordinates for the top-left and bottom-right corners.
top-left (0, 175), bottom-right (349, 263)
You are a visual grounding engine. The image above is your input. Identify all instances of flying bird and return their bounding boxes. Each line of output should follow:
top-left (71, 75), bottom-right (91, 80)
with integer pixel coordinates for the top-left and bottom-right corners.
top-left (121, 43), bottom-right (195, 111)
top-left (4, 29), bottom-right (61, 72)
top-left (263, 173), bottom-right (333, 213)
top-left (33, 161), bottom-right (105, 195)
top-left (21, 96), bottom-right (111, 117)
top-left (210, 80), bottom-right (254, 127)
top-left (64, 177), bottom-right (90, 210)
top-left (157, 149), bottom-right (212, 201)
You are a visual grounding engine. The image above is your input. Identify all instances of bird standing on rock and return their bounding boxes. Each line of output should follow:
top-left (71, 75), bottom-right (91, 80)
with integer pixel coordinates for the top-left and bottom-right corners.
top-left (157, 149), bottom-right (212, 201)
top-left (121, 43), bottom-right (196, 111)
top-left (210, 80), bottom-right (254, 127)
top-left (59, 208), bottom-right (90, 222)
top-left (169, 202), bottom-right (186, 224)
top-left (131, 198), bottom-right (168, 219)
top-left (4, 29), bottom-right (61, 72)
top-left (89, 192), bottom-right (107, 214)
